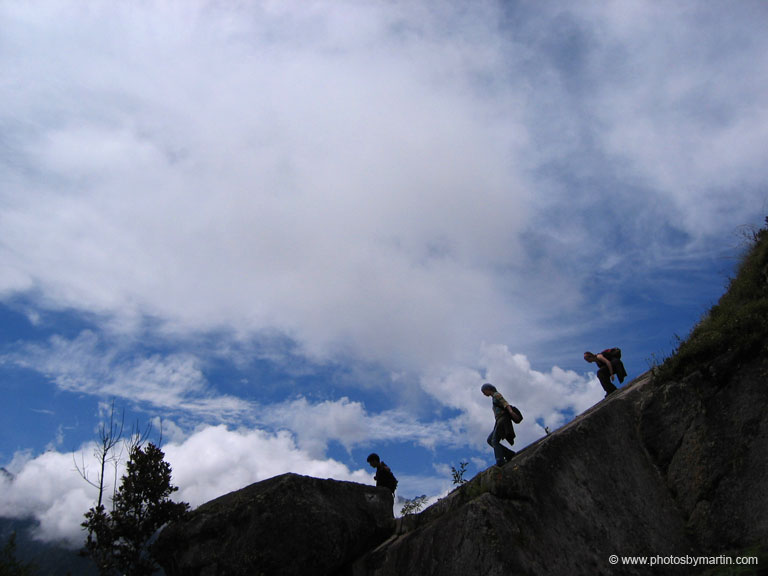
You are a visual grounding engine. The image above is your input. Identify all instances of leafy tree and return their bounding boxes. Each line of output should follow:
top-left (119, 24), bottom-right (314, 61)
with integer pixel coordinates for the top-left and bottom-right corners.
top-left (0, 532), bottom-right (36, 576)
top-left (82, 442), bottom-right (188, 576)
top-left (82, 504), bottom-right (114, 575)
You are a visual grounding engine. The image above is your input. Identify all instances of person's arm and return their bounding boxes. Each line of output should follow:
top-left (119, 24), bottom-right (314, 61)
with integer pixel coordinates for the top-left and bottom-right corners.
top-left (493, 392), bottom-right (510, 412)
top-left (596, 353), bottom-right (615, 380)
top-left (493, 393), bottom-right (516, 419)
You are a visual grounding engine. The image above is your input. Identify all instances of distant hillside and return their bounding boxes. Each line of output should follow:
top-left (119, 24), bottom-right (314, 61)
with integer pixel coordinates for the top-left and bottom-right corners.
top-left (0, 517), bottom-right (98, 576)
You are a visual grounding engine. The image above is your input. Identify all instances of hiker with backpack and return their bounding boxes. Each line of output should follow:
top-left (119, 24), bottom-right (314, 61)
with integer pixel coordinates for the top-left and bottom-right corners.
top-left (366, 453), bottom-right (398, 495)
top-left (481, 383), bottom-right (523, 467)
top-left (584, 348), bottom-right (627, 397)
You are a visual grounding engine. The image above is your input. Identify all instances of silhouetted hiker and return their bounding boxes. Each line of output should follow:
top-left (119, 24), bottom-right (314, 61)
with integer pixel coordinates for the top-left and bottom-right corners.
top-left (584, 347), bottom-right (627, 397)
top-left (366, 453), bottom-right (398, 494)
top-left (481, 383), bottom-right (522, 467)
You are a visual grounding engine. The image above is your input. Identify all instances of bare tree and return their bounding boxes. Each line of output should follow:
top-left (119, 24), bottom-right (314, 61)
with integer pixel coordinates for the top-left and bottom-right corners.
top-left (74, 399), bottom-right (125, 509)
top-left (125, 418), bottom-right (154, 460)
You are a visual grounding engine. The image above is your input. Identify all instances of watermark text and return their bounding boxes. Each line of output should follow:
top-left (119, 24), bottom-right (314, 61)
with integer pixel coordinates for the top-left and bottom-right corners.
top-left (608, 554), bottom-right (759, 568)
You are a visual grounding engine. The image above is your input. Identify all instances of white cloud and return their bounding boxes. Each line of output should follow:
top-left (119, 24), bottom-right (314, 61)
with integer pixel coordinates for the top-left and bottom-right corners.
top-left (165, 425), bottom-right (372, 507)
top-left (2, 331), bottom-right (253, 421)
top-left (3, 2), bottom-right (765, 378)
top-left (0, 0), bottom-right (625, 373)
top-left (0, 341), bottom-right (602, 547)
top-left (421, 344), bottom-right (602, 451)
top-left (578, 1), bottom-right (768, 236)
top-left (257, 396), bottom-right (458, 457)
top-left (0, 450), bottom-right (96, 546)
top-left (3, 326), bottom-right (604, 460)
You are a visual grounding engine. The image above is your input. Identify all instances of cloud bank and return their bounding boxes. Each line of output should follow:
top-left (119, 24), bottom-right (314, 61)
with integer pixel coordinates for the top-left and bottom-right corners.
top-left (2, 1), bottom-right (765, 374)
top-left (1, 340), bottom-right (599, 546)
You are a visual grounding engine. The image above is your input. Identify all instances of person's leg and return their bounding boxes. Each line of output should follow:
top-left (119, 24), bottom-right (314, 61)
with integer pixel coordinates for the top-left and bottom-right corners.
top-left (597, 366), bottom-right (617, 395)
top-left (499, 420), bottom-right (516, 461)
top-left (488, 423), bottom-right (511, 465)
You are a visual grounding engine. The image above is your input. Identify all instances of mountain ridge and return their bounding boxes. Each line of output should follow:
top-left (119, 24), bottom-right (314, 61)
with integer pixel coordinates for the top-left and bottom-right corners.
top-left (156, 222), bottom-right (768, 575)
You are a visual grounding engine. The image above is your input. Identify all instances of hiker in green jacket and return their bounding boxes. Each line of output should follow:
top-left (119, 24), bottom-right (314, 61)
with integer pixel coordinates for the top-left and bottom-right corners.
top-left (481, 383), bottom-right (518, 467)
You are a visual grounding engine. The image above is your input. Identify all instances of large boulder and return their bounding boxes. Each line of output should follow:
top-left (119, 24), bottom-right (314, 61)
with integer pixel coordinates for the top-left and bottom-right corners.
top-left (152, 358), bottom-right (768, 576)
top-left (151, 364), bottom-right (768, 576)
top-left (639, 356), bottom-right (768, 553)
top-left (353, 373), bottom-right (691, 576)
top-left (351, 358), bottom-right (768, 575)
top-left (153, 473), bottom-right (394, 576)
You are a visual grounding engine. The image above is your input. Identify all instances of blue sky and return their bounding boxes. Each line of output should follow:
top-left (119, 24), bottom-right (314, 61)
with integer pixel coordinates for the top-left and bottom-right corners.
top-left (1, 0), bottom-right (767, 547)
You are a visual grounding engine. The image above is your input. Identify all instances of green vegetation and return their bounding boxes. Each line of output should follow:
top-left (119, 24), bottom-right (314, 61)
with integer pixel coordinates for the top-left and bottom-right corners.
top-left (450, 461), bottom-right (469, 486)
top-left (82, 442), bottom-right (189, 576)
top-left (400, 495), bottom-right (428, 516)
top-left (655, 218), bottom-right (768, 383)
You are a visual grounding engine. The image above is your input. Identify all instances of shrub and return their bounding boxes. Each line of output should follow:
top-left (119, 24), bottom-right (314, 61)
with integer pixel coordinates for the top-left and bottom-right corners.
top-left (655, 218), bottom-right (768, 382)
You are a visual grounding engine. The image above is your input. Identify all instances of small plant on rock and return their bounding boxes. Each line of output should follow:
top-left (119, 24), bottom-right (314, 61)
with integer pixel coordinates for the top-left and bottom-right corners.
top-left (451, 461), bottom-right (469, 485)
top-left (400, 495), bottom-right (428, 516)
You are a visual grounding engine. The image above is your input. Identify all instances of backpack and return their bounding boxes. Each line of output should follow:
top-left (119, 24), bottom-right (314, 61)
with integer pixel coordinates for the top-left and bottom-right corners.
top-left (492, 393), bottom-right (524, 424)
top-left (601, 347), bottom-right (627, 383)
top-left (376, 463), bottom-right (398, 492)
top-left (601, 347), bottom-right (622, 360)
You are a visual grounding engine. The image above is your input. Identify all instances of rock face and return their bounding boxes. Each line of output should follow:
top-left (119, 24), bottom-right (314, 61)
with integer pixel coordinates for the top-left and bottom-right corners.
top-left (640, 355), bottom-right (768, 554)
top-left (154, 355), bottom-right (767, 576)
top-left (352, 357), bottom-right (768, 575)
top-left (153, 473), bottom-right (394, 576)
top-left (153, 228), bottom-right (768, 574)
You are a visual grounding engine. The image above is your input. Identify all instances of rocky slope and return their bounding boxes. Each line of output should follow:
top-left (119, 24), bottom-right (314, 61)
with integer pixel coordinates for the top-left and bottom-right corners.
top-left (154, 356), bottom-right (767, 576)
top-left (155, 226), bottom-right (768, 575)
top-left (153, 473), bottom-right (394, 576)
top-left (352, 362), bottom-right (767, 575)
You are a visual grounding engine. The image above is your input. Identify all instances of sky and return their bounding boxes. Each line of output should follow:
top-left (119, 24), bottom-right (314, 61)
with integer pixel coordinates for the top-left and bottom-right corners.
top-left (1, 0), bottom-right (767, 548)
